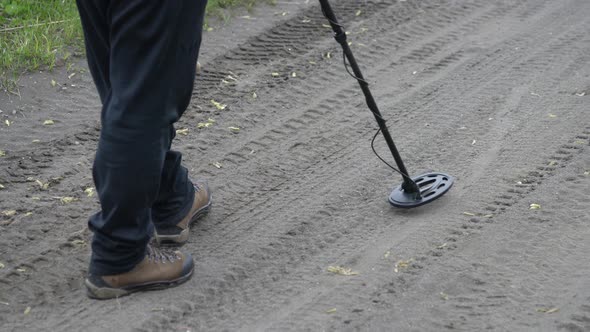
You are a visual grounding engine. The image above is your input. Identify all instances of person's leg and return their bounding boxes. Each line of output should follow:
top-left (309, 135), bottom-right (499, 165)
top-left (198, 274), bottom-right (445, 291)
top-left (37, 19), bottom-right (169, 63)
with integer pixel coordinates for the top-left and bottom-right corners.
top-left (151, 133), bottom-right (195, 228)
top-left (151, 127), bottom-right (212, 248)
top-left (75, 0), bottom-right (110, 103)
top-left (151, 0), bottom-right (211, 243)
top-left (78, 0), bottom-right (206, 276)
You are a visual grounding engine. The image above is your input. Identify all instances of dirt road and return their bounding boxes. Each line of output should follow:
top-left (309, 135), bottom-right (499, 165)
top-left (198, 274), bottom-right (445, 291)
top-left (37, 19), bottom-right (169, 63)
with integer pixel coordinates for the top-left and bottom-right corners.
top-left (1, 0), bottom-right (589, 330)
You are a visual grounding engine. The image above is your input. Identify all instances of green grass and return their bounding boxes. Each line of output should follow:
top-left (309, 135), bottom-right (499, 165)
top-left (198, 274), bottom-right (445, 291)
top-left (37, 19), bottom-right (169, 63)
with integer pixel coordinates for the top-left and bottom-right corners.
top-left (0, 0), bottom-right (82, 91)
top-left (0, 0), bottom-right (273, 92)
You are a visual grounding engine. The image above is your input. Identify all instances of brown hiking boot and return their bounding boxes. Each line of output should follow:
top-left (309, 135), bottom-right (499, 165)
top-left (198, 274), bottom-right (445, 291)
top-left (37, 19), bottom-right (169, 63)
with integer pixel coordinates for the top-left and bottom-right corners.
top-left (85, 245), bottom-right (194, 299)
top-left (154, 180), bottom-right (211, 246)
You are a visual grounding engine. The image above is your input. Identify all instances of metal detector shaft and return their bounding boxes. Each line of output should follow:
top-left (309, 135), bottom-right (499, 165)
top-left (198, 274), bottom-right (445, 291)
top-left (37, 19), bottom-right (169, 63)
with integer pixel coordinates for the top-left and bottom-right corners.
top-left (319, 0), bottom-right (420, 195)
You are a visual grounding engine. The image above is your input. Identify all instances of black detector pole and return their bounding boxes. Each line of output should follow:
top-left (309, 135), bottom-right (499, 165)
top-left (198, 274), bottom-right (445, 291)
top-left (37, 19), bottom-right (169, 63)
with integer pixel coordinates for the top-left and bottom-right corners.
top-left (319, 0), bottom-right (454, 208)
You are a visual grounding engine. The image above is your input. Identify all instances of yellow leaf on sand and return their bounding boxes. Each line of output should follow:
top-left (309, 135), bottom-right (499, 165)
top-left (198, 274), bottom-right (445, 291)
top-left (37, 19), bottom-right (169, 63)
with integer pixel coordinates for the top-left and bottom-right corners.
top-left (326, 308), bottom-right (337, 314)
top-left (197, 118), bottom-right (215, 129)
top-left (0, 150), bottom-right (5, 157)
top-left (355, 10), bottom-right (362, 16)
top-left (529, 203), bottom-right (541, 210)
top-left (394, 259), bottom-right (413, 273)
top-left (24, 212), bottom-right (33, 217)
top-left (72, 239), bottom-right (86, 245)
top-left (228, 126), bottom-right (240, 132)
top-left (4, 120), bottom-right (10, 127)
top-left (0, 184), bottom-right (4, 189)
top-left (463, 212), bottom-right (476, 216)
top-left (252, 92), bottom-right (258, 99)
top-left (84, 187), bottom-right (95, 197)
top-left (176, 128), bottom-right (189, 136)
top-left (0, 262), bottom-right (5, 269)
top-left (43, 120), bottom-right (55, 125)
top-left (548, 114), bottom-right (557, 118)
top-left (292, 72), bottom-right (297, 78)
top-left (537, 307), bottom-right (559, 314)
top-left (440, 292), bottom-right (449, 300)
top-left (35, 180), bottom-right (49, 190)
top-left (222, 75), bottom-right (238, 84)
top-left (24, 306), bottom-right (31, 315)
top-left (51, 79), bottom-right (57, 87)
top-left (210, 99), bottom-right (227, 110)
top-left (271, 72), bottom-right (280, 77)
top-left (213, 162), bottom-right (222, 169)
top-left (327, 265), bottom-right (359, 276)
top-left (2, 210), bottom-right (17, 217)
top-left (60, 197), bottom-right (77, 204)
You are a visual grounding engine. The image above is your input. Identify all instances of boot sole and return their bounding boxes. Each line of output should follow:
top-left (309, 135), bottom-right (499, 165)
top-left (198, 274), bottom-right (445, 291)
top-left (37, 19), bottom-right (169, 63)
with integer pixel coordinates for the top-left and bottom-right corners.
top-left (85, 268), bottom-right (194, 300)
top-left (155, 199), bottom-right (212, 246)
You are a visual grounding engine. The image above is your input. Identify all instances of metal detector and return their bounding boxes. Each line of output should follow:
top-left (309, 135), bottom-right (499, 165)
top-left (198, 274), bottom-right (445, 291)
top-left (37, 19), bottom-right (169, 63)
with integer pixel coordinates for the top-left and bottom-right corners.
top-left (319, 0), bottom-right (454, 208)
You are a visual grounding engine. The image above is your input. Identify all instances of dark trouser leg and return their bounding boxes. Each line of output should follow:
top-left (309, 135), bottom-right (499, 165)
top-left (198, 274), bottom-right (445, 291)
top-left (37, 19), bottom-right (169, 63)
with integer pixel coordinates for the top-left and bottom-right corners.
top-left (151, 0), bottom-right (208, 229)
top-left (75, 0), bottom-right (110, 103)
top-left (77, 0), bottom-right (207, 275)
top-left (151, 131), bottom-right (195, 228)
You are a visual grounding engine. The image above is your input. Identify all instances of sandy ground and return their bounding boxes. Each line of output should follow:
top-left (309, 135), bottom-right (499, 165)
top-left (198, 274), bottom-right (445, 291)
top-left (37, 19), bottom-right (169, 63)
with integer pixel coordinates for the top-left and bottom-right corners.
top-left (1, 0), bottom-right (589, 331)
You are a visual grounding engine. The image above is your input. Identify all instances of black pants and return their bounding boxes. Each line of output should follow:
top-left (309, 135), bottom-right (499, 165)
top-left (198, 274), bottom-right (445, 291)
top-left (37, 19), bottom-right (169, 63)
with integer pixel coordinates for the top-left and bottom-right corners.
top-left (76, 0), bottom-right (207, 275)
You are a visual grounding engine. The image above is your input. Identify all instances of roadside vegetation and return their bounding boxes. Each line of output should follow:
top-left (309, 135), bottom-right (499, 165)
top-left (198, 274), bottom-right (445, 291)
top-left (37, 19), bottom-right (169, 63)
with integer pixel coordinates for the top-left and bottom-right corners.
top-left (0, 0), bottom-right (273, 92)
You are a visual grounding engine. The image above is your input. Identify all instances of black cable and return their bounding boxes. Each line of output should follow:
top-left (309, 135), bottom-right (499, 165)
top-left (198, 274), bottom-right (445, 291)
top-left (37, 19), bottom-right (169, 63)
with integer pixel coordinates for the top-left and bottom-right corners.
top-left (371, 129), bottom-right (415, 182)
top-left (321, 6), bottom-right (343, 29)
top-left (342, 51), bottom-right (369, 85)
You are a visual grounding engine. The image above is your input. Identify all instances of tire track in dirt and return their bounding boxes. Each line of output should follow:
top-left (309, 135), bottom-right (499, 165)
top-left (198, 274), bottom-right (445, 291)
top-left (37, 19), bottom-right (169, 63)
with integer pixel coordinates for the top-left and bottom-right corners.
top-left (1, 0), bottom-right (588, 330)
top-left (1, 1), bottom-right (492, 328)
top-left (0, 0), bottom-right (560, 326)
top-left (133, 1), bottom-right (590, 330)
top-left (264, 7), bottom-right (584, 327)
top-left (171, 0), bottom-right (540, 259)
top-left (179, 0), bottom-right (530, 242)
top-left (200, 1), bottom-right (590, 330)
top-left (392, 137), bottom-right (590, 331)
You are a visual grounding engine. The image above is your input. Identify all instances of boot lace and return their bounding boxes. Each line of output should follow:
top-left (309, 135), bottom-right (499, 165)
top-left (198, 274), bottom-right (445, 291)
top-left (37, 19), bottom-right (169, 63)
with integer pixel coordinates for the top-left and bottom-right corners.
top-left (146, 244), bottom-right (181, 264)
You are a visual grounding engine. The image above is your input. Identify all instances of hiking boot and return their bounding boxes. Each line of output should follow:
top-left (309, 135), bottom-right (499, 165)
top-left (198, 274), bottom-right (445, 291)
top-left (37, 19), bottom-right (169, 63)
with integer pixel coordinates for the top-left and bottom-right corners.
top-left (154, 180), bottom-right (211, 246)
top-left (85, 245), bottom-right (194, 300)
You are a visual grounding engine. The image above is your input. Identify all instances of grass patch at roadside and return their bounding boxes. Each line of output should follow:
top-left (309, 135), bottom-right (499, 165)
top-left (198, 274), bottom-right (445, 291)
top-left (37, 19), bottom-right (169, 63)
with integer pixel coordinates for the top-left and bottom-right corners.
top-left (0, 0), bottom-right (274, 92)
top-left (0, 0), bottom-right (82, 91)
